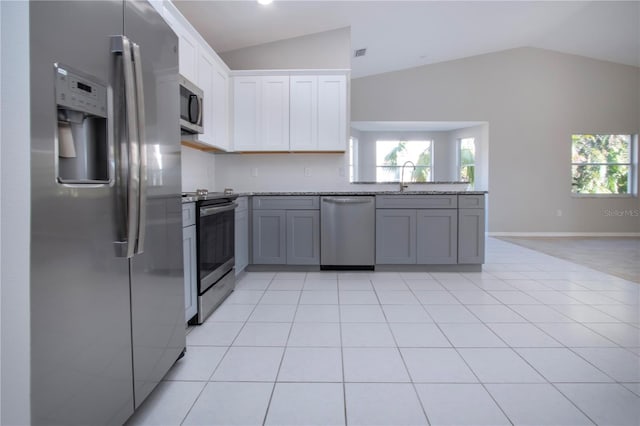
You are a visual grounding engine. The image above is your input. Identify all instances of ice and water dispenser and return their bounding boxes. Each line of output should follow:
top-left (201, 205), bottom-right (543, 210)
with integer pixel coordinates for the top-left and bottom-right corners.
top-left (55, 64), bottom-right (109, 184)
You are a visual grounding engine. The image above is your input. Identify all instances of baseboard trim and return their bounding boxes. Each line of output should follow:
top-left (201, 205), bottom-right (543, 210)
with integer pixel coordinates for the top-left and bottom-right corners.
top-left (488, 232), bottom-right (640, 237)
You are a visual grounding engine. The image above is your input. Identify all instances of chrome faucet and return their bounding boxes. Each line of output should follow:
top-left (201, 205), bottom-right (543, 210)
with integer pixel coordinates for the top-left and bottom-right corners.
top-left (400, 161), bottom-right (416, 192)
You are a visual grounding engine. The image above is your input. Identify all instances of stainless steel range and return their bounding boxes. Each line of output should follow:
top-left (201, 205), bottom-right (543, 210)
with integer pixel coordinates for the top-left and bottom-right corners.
top-left (190, 193), bottom-right (238, 324)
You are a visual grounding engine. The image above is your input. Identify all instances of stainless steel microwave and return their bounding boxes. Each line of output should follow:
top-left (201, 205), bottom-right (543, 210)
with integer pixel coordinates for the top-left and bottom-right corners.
top-left (179, 75), bottom-right (204, 134)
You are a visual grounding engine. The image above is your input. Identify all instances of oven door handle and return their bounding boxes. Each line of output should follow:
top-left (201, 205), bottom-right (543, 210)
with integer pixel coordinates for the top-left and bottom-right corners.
top-left (200, 202), bottom-right (238, 217)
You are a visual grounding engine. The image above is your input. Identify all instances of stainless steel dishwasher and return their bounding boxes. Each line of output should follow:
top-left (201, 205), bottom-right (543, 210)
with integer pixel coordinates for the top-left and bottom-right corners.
top-left (320, 196), bottom-right (375, 269)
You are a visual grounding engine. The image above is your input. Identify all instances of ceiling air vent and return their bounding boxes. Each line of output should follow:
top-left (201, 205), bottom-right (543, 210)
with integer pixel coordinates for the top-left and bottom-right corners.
top-left (354, 48), bottom-right (367, 58)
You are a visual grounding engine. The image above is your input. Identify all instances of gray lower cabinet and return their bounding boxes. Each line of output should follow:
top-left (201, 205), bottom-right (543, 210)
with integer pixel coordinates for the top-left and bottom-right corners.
top-left (235, 197), bottom-right (249, 275)
top-left (253, 210), bottom-right (287, 264)
top-left (252, 209), bottom-right (320, 265)
top-left (286, 210), bottom-right (320, 264)
top-left (252, 196), bottom-right (320, 265)
top-left (458, 208), bottom-right (485, 264)
top-left (376, 209), bottom-right (417, 264)
top-left (375, 195), bottom-right (463, 265)
top-left (376, 208), bottom-right (458, 265)
top-left (182, 203), bottom-right (197, 322)
top-left (416, 209), bottom-right (458, 264)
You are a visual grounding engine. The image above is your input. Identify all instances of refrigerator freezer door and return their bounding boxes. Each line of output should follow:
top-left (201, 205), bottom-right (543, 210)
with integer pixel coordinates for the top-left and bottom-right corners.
top-left (124, 1), bottom-right (186, 408)
top-left (29, 1), bottom-right (135, 425)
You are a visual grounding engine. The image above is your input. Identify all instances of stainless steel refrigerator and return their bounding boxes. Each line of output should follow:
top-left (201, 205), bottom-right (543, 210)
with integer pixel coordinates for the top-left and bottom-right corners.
top-left (29, 1), bottom-right (185, 424)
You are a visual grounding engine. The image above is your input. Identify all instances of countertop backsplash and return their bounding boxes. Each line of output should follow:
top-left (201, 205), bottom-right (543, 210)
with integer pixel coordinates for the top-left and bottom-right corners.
top-left (182, 150), bottom-right (484, 195)
top-left (181, 145), bottom-right (216, 193)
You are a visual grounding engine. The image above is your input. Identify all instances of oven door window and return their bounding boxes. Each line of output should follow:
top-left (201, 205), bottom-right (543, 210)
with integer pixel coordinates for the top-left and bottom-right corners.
top-left (199, 208), bottom-right (235, 288)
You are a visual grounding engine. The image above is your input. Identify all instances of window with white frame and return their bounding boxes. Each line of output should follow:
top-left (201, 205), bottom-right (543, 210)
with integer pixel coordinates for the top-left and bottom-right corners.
top-left (375, 140), bottom-right (432, 182)
top-left (458, 137), bottom-right (475, 184)
top-left (571, 134), bottom-right (635, 195)
top-left (349, 137), bottom-right (358, 182)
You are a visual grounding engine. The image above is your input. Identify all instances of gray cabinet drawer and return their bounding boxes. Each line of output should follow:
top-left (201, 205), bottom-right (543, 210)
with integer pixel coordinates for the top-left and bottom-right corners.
top-left (182, 203), bottom-right (196, 227)
top-left (253, 196), bottom-right (320, 210)
top-left (376, 195), bottom-right (457, 209)
top-left (458, 195), bottom-right (485, 209)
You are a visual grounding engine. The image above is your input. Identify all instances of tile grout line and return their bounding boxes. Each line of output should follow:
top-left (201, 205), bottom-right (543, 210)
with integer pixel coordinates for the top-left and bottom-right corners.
top-left (178, 274), bottom-right (275, 425)
top-left (413, 276), bottom-right (518, 426)
top-left (337, 274), bottom-right (349, 426)
top-left (260, 273), bottom-right (302, 426)
top-left (376, 276), bottom-right (433, 426)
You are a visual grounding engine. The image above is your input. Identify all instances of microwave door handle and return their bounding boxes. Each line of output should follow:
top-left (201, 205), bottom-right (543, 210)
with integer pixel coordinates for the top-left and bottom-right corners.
top-left (132, 41), bottom-right (146, 255)
top-left (188, 94), bottom-right (197, 123)
top-left (196, 95), bottom-right (203, 127)
top-left (120, 36), bottom-right (140, 259)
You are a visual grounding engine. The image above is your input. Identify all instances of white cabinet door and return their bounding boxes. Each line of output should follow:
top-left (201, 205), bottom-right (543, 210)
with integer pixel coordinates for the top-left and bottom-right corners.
top-left (290, 75), bottom-right (318, 151)
top-left (212, 63), bottom-right (230, 151)
top-left (182, 225), bottom-right (197, 322)
top-left (196, 49), bottom-right (215, 146)
top-left (233, 76), bottom-right (261, 151)
top-left (233, 75), bottom-right (289, 151)
top-left (318, 75), bottom-right (347, 151)
top-left (261, 76), bottom-right (290, 151)
top-left (162, 8), bottom-right (198, 83)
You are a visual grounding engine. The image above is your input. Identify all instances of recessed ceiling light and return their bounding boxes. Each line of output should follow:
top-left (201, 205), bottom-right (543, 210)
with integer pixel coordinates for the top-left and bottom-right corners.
top-left (257, 0), bottom-right (273, 5)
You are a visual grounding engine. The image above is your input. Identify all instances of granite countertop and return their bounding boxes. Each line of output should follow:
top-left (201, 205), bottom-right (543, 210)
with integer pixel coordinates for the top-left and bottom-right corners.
top-left (183, 190), bottom-right (488, 203)
top-left (235, 190), bottom-right (488, 196)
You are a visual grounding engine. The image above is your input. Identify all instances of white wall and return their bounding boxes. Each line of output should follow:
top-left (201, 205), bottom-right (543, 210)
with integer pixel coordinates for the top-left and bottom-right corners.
top-left (181, 146), bottom-right (215, 192)
top-left (0, 2), bottom-right (31, 424)
top-left (220, 27), bottom-right (351, 70)
top-left (214, 153), bottom-right (348, 192)
top-left (212, 152), bottom-right (469, 193)
top-left (351, 47), bottom-right (640, 234)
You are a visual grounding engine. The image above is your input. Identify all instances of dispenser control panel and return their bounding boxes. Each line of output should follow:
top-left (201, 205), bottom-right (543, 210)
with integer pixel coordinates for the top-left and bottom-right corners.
top-left (55, 64), bottom-right (107, 118)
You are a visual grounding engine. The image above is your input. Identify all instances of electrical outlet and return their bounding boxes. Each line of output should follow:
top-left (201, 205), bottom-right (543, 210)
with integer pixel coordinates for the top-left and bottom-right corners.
top-left (251, 168), bottom-right (258, 177)
top-left (304, 167), bottom-right (312, 177)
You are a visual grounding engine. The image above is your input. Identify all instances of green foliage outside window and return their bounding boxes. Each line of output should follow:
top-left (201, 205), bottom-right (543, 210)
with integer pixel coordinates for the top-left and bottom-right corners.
top-left (377, 140), bottom-right (432, 182)
top-left (571, 134), bottom-right (631, 195)
top-left (459, 138), bottom-right (475, 184)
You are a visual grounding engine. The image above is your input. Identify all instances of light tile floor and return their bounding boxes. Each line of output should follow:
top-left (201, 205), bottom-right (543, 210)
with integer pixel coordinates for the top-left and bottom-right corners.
top-left (127, 238), bottom-right (640, 426)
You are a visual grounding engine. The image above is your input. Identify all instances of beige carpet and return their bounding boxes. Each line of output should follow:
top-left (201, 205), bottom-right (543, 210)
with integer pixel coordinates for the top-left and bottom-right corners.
top-left (497, 237), bottom-right (639, 283)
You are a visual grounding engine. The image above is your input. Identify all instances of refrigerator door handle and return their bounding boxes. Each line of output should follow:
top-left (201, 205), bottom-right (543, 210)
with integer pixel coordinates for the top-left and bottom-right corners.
top-left (132, 42), bottom-right (147, 254)
top-left (113, 35), bottom-right (140, 259)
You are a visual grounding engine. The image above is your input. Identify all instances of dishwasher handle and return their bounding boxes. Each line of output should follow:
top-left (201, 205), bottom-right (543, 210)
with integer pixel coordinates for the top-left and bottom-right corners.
top-left (322, 197), bottom-right (374, 205)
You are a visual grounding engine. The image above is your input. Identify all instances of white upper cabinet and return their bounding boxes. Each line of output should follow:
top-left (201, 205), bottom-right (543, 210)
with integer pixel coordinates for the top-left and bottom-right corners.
top-left (233, 72), bottom-right (347, 152)
top-left (196, 49), bottom-right (215, 146)
top-left (154, 2), bottom-right (347, 153)
top-left (290, 74), bottom-right (347, 151)
top-left (233, 77), bottom-right (261, 151)
top-left (318, 75), bottom-right (347, 151)
top-left (290, 76), bottom-right (318, 151)
top-left (233, 75), bottom-right (290, 151)
top-left (160, 3), bottom-right (198, 83)
top-left (160, 0), bottom-right (231, 151)
top-left (261, 76), bottom-right (290, 151)
top-left (212, 66), bottom-right (230, 151)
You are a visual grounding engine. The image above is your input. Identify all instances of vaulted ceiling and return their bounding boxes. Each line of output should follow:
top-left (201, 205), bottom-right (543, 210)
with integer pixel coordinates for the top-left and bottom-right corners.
top-left (174, 1), bottom-right (640, 78)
